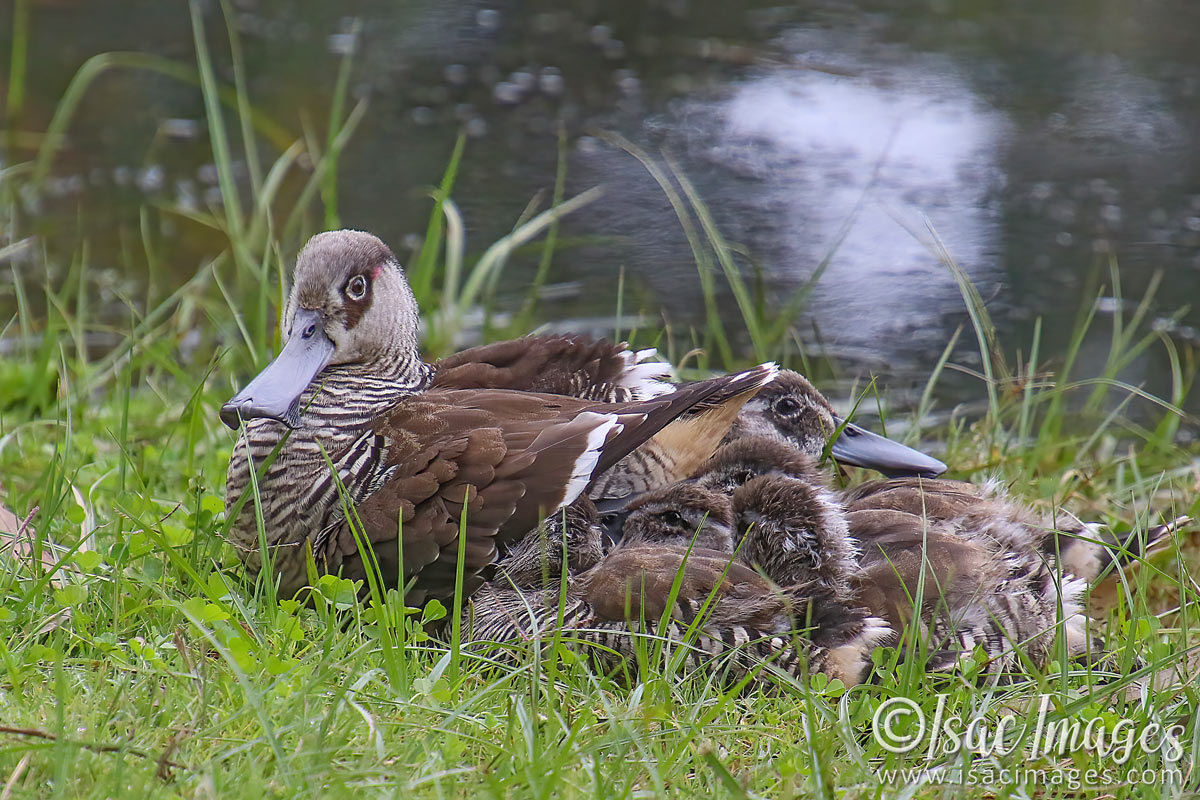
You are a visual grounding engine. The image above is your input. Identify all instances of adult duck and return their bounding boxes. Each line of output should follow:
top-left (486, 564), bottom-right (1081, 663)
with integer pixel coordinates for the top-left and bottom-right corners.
top-left (220, 230), bottom-right (776, 603)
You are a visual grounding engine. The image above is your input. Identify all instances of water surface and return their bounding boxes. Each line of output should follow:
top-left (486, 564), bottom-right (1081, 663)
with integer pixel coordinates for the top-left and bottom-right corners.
top-left (6, 0), bottom-right (1200, 422)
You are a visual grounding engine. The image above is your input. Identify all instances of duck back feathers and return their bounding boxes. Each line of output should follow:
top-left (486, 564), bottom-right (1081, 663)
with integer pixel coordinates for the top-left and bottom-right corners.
top-left (433, 334), bottom-right (673, 402)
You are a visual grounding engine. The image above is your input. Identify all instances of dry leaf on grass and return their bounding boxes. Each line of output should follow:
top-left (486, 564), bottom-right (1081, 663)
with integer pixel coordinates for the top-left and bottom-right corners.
top-left (0, 488), bottom-right (52, 583)
top-left (0, 481), bottom-right (74, 633)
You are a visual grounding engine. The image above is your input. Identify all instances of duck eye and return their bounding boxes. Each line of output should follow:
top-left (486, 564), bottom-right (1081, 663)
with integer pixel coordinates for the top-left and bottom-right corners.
top-left (773, 397), bottom-right (800, 415)
top-left (345, 274), bottom-right (369, 300)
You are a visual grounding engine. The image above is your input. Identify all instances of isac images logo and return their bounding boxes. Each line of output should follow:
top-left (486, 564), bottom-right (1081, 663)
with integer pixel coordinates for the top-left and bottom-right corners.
top-left (871, 695), bottom-right (1185, 789)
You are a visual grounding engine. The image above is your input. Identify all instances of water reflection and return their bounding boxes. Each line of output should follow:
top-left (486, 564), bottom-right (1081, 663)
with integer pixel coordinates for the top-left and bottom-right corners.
top-left (719, 59), bottom-right (1005, 365)
top-left (4, 0), bottom-right (1199, 418)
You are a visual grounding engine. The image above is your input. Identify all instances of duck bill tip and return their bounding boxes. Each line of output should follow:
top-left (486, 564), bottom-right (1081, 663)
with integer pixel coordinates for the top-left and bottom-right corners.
top-left (221, 313), bottom-right (333, 429)
top-left (830, 418), bottom-right (947, 478)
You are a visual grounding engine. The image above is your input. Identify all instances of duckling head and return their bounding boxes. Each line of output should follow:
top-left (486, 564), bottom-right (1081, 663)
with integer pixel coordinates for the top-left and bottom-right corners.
top-left (732, 474), bottom-right (858, 598)
top-left (221, 230), bottom-right (423, 429)
top-left (692, 435), bottom-right (823, 494)
top-left (495, 498), bottom-right (606, 589)
top-left (619, 483), bottom-right (735, 551)
top-left (729, 370), bottom-right (946, 478)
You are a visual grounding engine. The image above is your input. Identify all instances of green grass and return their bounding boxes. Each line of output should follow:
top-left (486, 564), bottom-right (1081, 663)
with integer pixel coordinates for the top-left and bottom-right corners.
top-left (2, 5), bottom-right (1200, 799)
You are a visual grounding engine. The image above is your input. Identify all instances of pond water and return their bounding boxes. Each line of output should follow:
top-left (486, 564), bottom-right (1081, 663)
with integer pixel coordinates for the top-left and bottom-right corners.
top-left (7, 0), bottom-right (1200, 421)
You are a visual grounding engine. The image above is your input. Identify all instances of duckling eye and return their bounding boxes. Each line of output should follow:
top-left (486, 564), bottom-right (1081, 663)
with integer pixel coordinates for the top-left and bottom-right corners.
top-left (735, 470), bottom-right (754, 485)
top-left (773, 397), bottom-right (801, 415)
top-left (660, 510), bottom-right (685, 527)
top-left (345, 274), bottom-right (369, 300)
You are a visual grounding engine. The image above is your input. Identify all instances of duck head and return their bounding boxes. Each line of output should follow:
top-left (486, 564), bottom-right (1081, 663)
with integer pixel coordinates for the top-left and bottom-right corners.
top-left (617, 483), bottom-right (735, 551)
top-left (730, 370), bottom-right (946, 478)
top-left (220, 230), bottom-right (423, 429)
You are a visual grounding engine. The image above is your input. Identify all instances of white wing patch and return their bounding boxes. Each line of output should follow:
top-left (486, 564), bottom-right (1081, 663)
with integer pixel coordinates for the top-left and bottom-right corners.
top-left (561, 412), bottom-right (624, 508)
top-left (1046, 573), bottom-right (1089, 658)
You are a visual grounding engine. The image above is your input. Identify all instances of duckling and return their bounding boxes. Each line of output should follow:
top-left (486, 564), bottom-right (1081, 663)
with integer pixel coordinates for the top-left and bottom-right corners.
top-left (465, 508), bottom-right (888, 685)
top-left (464, 499), bottom-right (605, 647)
top-left (680, 438), bottom-right (1095, 675)
top-left (616, 469), bottom-right (860, 602)
top-left (490, 497), bottom-right (606, 590)
top-left (465, 484), bottom-right (735, 656)
top-left (570, 546), bottom-right (891, 686)
top-left (601, 479), bottom-right (892, 681)
top-left (617, 483), bottom-right (736, 552)
top-left (693, 434), bottom-right (825, 494)
top-left (728, 369), bottom-right (947, 478)
top-left (589, 434), bottom-right (824, 546)
top-left (843, 476), bottom-right (1183, 585)
top-left (731, 474), bottom-right (859, 600)
top-left (847, 507), bottom-right (1090, 673)
top-left (723, 369), bottom-right (1181, 583)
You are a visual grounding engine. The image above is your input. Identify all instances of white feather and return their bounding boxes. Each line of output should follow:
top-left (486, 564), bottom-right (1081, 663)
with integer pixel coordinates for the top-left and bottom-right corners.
top-left (617, 347), bottom-right (676, 399)
top-left (560, 412), bottom-right (624, 508)
top-left (825, 616), bottom-right (893, 682)
top-left (1046, 573), bottom-right (1089, 657)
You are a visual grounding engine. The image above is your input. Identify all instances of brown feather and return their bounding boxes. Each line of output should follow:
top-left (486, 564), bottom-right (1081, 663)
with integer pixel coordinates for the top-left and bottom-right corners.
top-left (576, 546), bottom-right (775, 623)
top-left (320, 372), bottom-right (774, 604)
top-left (433, 334), bottom-right (657, 400)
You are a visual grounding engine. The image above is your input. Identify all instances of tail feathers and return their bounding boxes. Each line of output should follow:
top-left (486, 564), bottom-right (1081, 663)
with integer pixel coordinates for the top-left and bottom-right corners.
top-left (1051, 515), bottom-right (1191, 583)
top-left (676, 363), bottom-right (780, 416)
top-left (1147, 515), bottom-right (1192, 547)
top-left (636, 363), bottom-right (780, 481)
top-left (592, 363), bottom-right (779, 479)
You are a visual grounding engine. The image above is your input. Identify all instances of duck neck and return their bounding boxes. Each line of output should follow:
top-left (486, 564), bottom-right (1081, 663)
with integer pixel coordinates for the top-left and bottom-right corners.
top-left (225, 347), bottom-right (433, 592)
top-left (300, 347), bottom-right (432, 428)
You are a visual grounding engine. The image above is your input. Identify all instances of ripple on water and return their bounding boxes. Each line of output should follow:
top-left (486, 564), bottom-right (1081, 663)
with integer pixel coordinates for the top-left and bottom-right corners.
top-left (717, 50), bottom-right (1006, 349)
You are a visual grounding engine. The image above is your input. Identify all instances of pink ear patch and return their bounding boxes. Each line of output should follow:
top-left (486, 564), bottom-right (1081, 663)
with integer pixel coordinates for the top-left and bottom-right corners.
top-left (371, 263), bottom-right (385, 279)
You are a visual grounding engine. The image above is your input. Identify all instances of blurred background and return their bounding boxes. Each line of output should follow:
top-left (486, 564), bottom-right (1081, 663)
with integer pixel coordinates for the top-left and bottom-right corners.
top-left (4, 0), bottom-right (1200, 421)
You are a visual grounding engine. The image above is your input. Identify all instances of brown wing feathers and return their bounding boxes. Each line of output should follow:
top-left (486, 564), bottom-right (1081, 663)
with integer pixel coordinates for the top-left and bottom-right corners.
top-left (327, 411), bottom-right (522, 603)
top-left (432, 334), bottom-right (667, 400)
top-left (325, 365), bottom-right (776, 604)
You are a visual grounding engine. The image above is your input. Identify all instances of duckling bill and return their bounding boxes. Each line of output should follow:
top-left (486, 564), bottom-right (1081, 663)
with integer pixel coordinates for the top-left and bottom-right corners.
top-left (729, 370), bottom-right (947, 479)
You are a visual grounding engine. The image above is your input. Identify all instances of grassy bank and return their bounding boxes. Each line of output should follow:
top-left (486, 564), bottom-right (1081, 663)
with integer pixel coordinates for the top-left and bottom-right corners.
top-left (3, 4), bottom-right (1200, 798)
